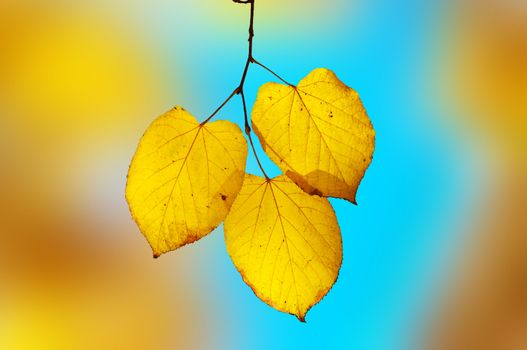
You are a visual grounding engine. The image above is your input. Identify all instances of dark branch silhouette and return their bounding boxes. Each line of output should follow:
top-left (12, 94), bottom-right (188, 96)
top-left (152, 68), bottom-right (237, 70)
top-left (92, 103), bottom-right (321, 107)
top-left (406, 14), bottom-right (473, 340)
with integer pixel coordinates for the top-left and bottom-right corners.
top-left (202, 0), bottom-right (295, 179)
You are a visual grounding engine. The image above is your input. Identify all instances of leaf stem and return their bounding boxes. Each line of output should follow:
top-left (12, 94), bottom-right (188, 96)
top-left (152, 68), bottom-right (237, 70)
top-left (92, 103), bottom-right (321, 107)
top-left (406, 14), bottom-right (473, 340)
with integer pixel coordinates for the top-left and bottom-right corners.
top-left (240, 89), bottom-right (269, 179)
top-left (201, 88), bottom-right (238, 125)
top-left (252, 58), bottom-right (295, 87)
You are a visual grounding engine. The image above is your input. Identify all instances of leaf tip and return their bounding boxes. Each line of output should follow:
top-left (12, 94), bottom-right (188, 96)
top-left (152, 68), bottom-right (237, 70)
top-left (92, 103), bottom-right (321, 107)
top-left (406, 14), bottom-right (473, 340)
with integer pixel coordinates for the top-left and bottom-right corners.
top-left (297, 314), bottom-right (307, 323)
top-left (153, 252), bottom-right (161, 259)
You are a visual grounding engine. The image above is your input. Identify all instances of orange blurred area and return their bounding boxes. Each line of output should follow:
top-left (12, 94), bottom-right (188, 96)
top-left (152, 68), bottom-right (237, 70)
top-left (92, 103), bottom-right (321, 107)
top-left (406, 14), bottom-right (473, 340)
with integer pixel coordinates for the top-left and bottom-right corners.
top-left (426, 0), bottom-right (527, 349)
top-left (0, 2), bottom-right (219, 349)
top-left (436, 0), bottom-right (527, 161)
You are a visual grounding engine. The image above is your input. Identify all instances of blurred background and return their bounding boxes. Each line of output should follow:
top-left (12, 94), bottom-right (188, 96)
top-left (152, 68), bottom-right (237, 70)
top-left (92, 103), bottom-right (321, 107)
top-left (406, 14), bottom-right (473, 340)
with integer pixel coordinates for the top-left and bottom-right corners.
top-left (0, 0), bottom-right (525, 349)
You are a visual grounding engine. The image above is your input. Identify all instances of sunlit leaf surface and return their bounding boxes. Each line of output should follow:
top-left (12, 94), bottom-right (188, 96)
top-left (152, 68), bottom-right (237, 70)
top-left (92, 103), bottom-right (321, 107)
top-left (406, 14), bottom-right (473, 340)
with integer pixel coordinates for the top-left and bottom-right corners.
top-left (126, 107), bottom-right (247, 257)
top-left (252, 68), bottom-right (375, 203)
top-left (224, 174), bottom-right (342, 321)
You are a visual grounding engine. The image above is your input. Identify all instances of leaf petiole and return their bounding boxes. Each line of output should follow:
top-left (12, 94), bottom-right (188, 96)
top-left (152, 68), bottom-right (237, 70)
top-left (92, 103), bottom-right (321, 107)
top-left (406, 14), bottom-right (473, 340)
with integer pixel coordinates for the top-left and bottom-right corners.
top-left (252, 58), bottom-right (295, 87)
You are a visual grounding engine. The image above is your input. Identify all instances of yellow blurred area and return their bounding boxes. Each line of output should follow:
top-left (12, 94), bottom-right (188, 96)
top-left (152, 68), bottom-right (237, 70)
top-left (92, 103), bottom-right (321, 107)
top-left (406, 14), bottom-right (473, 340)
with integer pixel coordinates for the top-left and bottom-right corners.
top-left (0, 2), bottom-right (217, 349)
top-left (427, 1), bottom-right (527, 349)
top-left (437, 0), bottom-right (527, 162)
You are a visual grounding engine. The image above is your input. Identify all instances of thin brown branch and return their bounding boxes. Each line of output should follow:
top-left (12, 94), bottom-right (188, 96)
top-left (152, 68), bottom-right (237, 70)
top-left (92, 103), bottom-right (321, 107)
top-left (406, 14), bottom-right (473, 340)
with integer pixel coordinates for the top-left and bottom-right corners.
top-left (240, 89), bottom-right (269, 179)
top-left (201, 0), bottom-right (253, 126)
top-left (233, 0), bottom-right (269, 179)
top-left (202, 0), bottom-right (277, 179)
top-left (201, 88), bottom-right (238, 125)
top-left (203, 0), bottom-right (294, 127)
top-left (237, 0), bottom-right (254, 89)
top-left (252, 58), bottom-right (295, 87)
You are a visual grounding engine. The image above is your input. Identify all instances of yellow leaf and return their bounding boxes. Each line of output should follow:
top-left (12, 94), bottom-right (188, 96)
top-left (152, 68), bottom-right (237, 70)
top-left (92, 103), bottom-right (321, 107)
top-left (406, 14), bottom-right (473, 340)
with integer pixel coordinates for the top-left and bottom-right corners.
top-left (252, 68), bottom-right (375, 203)
top-left (224, 174), bottom-right (342, 321)
top-left (126, 107), bottom-right (248, 257)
